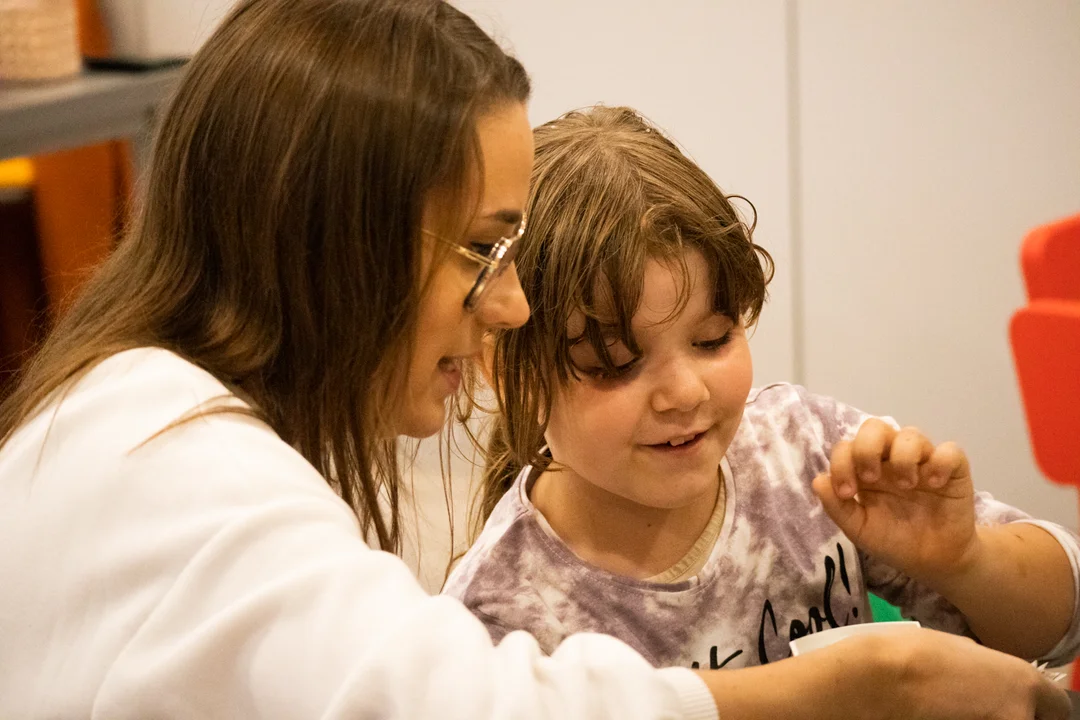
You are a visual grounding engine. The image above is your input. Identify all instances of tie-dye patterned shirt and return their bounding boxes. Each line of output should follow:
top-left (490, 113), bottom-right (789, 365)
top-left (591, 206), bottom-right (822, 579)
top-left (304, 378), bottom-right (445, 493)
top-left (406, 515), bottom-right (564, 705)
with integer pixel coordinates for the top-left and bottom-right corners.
top-left (445, 383), bottom-right (1080, 669)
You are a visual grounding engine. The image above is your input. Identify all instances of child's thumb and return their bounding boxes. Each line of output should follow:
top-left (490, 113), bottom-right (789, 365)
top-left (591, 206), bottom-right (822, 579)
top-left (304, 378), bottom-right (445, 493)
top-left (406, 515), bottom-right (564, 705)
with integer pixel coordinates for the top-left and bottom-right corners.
top-left (813, 472), bottom-right (865, 539)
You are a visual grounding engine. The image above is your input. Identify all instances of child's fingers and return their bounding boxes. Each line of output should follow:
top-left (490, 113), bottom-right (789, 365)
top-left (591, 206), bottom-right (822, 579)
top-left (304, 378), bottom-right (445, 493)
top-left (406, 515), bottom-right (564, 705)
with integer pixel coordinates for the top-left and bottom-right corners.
top-left (888, 426), bottom-right (934, 490)
top-left (850, 418), bottom-right (896, 485)
top-left (813, 471), bottom-right (865, 537)
top-left (922, 441), bottom-right (970, 489)
top-left (828, 440), bottom-right (858, 499)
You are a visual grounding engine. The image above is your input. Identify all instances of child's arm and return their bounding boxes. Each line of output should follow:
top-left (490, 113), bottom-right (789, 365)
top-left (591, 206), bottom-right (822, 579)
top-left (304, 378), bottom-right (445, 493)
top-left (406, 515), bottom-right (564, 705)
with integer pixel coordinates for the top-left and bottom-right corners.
top-left (812, 419), bottom-right (1076, 660)
top-left (930, 521), bottom-right (1073, 658)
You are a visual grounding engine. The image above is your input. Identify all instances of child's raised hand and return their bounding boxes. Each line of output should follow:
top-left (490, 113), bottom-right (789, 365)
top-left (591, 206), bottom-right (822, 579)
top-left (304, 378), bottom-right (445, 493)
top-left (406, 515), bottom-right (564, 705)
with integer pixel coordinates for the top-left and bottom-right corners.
top-left (812, 419), bottom-right (979, 583)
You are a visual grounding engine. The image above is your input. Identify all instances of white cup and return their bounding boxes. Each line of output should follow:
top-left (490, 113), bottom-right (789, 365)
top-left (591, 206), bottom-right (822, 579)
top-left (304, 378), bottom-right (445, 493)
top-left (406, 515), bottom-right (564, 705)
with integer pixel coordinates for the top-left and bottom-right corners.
top-left (789, 621), bottom-right (921, 657)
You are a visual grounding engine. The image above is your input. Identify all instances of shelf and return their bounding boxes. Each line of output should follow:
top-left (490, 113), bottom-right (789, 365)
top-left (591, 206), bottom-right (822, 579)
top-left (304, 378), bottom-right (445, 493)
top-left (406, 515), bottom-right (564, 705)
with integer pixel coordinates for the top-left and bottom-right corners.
top-left (0, 67), bottom-right (183, 161)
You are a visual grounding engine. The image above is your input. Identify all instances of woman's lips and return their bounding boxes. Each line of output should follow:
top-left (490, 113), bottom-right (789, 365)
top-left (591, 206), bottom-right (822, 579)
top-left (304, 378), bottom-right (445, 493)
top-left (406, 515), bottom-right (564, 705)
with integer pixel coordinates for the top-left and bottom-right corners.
top-left (438, 357), bottom-right (462, 392)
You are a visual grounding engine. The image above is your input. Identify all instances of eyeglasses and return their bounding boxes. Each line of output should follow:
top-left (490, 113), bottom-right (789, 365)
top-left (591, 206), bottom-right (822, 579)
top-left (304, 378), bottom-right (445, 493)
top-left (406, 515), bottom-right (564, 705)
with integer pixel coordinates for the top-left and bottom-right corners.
top-left (422, 215), bottom-right (526, 311)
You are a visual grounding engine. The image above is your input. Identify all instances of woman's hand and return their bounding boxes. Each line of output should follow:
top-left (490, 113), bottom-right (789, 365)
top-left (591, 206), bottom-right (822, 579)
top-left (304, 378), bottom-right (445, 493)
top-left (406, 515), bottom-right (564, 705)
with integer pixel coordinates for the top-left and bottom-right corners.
top-left (880, 628), bottom-right (1070, 720)
top-left (697, 627), bottom-right (1071, 720)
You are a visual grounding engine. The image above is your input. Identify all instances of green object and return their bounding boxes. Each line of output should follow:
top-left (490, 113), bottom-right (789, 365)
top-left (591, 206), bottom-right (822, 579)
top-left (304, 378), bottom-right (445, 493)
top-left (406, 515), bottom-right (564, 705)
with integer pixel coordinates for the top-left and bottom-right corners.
top-left (869, 593), bottom-right (904, 622)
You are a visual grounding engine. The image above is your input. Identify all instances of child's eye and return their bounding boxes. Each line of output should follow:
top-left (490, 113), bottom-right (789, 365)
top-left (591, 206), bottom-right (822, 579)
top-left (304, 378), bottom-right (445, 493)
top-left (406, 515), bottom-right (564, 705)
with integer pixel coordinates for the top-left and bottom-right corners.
top-left (695, 331), bottom-right (733, 351)
top-left (583, 359), bottom-right (638, 381)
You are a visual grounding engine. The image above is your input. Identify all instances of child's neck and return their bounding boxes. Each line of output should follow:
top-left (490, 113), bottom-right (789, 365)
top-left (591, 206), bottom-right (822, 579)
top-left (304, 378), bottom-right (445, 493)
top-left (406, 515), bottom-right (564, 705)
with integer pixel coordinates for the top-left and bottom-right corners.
top-left (530, 467), bottom-right (721, 580)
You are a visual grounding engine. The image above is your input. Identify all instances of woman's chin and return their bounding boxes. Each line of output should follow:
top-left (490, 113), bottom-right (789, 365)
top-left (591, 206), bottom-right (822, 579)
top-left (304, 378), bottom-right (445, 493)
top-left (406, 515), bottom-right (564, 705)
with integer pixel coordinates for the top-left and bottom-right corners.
top-left (392, 403), bottom-right (449, 440)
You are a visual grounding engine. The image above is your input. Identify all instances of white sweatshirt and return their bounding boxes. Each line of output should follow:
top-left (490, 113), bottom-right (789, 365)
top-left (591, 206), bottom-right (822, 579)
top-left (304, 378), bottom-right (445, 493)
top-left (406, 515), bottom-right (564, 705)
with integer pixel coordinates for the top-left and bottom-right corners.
top-left (0, 348), bottom-right (715, 719)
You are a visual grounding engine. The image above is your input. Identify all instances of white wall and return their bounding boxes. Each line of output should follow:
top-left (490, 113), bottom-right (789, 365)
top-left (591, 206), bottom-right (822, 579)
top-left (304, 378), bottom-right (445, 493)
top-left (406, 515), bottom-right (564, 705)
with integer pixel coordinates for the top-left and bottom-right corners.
top-left (796, 0), bottom-right (1080, 528)
top-left (399, 0), bottom-right (1080, 589)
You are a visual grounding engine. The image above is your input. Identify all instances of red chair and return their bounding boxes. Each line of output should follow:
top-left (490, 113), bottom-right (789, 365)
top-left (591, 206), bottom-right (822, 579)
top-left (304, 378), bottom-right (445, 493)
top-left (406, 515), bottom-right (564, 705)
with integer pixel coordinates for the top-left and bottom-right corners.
top-left (1009, 212), bottom-right (1080, 687)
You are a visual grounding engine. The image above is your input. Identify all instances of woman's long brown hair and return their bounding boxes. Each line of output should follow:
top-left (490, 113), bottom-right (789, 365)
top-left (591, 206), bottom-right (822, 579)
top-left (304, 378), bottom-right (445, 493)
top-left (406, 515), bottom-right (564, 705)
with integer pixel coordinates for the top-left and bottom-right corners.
top-left (473, 106), bottom-right (773, 533)
top-left (0, 0), bottom-right (529, 554)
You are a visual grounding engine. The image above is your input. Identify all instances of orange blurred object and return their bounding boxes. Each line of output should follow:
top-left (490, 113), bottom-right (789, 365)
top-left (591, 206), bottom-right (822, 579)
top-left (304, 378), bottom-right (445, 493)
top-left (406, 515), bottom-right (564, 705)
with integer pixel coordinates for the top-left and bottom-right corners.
top-left (0, 0), bottom-right (131, 394)
top-left (31, 0), bottom-right (133, 315)
top-left (32, 141), bottom-right (130, 312)
top-left (1009, 212), bottom-right (1080, 689)
top-left (1010, 213), bottom-right (1080, 489)
top-left (0, 161), bottom-right (46, 393)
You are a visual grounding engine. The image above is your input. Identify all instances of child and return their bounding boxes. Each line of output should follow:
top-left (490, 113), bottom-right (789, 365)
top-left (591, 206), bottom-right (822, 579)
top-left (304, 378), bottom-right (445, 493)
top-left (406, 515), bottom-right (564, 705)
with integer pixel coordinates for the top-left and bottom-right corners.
top-left (445, 106), bottom-right (1080, 671)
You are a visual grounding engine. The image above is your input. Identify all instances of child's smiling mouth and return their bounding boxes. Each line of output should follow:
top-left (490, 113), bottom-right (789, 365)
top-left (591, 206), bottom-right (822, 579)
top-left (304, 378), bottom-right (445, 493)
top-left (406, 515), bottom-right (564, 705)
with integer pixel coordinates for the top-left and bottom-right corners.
top-left (644, 428), bottom-right (710, 453)
top-left (666, 432), bottom-right (700, 447)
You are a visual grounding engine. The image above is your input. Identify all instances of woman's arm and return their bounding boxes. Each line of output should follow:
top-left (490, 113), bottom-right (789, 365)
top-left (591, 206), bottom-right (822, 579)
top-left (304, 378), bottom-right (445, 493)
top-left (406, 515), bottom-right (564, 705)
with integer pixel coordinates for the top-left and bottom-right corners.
top-left (698, 628), bottom-right (1071, 720)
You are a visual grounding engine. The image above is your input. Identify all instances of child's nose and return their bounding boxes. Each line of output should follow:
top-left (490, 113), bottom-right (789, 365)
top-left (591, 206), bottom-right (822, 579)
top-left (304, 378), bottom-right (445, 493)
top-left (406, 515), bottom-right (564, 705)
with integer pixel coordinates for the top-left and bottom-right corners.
top-left (475, 263), bottom-right (530, 330)
top-left (650, 359), bottom-right (710, 414)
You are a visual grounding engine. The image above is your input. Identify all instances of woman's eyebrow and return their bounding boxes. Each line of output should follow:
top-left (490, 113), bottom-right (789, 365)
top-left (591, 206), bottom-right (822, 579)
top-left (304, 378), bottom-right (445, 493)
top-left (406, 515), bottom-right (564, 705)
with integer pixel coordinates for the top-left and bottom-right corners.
top-left (477, 209), bottom-right (523, 226)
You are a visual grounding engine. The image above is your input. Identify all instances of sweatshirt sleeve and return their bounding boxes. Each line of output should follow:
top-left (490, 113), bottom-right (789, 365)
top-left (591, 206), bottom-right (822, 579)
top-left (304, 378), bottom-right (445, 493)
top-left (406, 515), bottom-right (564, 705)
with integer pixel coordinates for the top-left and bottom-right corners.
top-left (1, 351), bottom-right (718, 719)
top-left (88, 432), bottom-right (717, 719)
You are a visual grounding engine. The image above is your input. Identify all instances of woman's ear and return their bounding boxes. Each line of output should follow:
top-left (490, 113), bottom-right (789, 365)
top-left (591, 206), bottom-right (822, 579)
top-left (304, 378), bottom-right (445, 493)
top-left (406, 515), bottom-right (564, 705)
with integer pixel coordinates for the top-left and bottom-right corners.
top-left (479, 332), bottom-right (497, 387)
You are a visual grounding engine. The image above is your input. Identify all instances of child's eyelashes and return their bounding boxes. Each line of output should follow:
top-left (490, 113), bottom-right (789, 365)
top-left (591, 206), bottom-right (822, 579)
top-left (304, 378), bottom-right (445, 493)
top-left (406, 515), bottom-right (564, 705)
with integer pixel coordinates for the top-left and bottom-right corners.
top-left (582, 359), bottom-right (638, 381)
top-left (573, 330), bottom-right (734, 381)
top-left (694, 331), bottom-right (734, 352)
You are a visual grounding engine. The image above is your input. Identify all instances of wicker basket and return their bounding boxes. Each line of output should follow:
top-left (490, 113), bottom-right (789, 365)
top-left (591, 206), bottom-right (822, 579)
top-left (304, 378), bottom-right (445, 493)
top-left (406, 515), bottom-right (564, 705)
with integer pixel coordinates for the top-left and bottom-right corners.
top-left (0, 0), bottom-right (81, 81)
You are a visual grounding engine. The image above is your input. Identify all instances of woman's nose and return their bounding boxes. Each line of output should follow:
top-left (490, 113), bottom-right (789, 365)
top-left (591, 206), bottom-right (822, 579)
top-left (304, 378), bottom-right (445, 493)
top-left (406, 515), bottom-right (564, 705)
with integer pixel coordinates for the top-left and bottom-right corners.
top-left (475, 263), bottom-right (530, 330)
